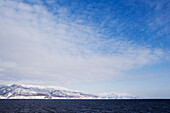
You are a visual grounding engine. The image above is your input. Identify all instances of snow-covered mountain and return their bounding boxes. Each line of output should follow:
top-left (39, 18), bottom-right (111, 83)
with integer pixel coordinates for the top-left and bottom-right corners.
top-left (0, 84), bottom-right (98, 99)
top-left (99, 92), bottom-right (140, 99)
top-left (0, 84), bottom-right (140, 99)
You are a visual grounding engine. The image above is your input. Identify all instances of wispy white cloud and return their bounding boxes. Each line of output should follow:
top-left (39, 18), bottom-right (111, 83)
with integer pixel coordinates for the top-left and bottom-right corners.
top-left (143, 0), bottom-right (170, 38)
top-left (0, 0), bottom-right (164, 86)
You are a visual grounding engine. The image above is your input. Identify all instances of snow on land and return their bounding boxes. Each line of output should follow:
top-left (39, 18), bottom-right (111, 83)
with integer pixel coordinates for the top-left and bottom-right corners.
top-left (99, 92), bottom-right (141, 99)
top-left (0, 84), bottom-right (139, 99)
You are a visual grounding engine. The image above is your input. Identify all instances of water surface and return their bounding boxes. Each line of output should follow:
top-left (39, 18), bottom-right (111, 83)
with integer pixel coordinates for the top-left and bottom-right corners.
top-left (0, 99), bottom-right (169, 113)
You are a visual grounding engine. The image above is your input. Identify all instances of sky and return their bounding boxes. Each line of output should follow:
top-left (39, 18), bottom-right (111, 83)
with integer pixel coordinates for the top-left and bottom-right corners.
top-left (0, 0), bottom-right (170, 98)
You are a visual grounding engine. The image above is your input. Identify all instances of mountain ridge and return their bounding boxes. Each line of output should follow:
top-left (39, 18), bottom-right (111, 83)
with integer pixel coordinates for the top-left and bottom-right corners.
top-left (0, 84), bottom-right (140, 99)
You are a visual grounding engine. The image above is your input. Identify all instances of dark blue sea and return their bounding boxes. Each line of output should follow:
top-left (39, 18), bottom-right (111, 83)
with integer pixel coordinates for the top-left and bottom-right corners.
top-left (0, 99), bottom-right (169, 113)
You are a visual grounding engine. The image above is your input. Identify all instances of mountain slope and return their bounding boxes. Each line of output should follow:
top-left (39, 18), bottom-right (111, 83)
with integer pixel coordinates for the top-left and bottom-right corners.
top-left (0, 84), bottom-right (140, 99)
top-left (0, 84), bottom-right (98, 99)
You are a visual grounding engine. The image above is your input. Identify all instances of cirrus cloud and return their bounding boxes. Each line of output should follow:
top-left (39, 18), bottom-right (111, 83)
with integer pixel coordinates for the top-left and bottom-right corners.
top-left (0, 0), bottom-right (164, 86)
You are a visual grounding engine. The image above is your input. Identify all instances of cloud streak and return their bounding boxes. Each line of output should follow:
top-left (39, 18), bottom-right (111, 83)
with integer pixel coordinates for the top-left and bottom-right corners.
top-left (0, 0), bottom-right (164, 86)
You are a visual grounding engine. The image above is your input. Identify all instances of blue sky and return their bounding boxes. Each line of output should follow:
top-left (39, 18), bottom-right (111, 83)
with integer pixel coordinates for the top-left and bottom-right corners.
top-left (0, 0), bottom-right (170, 98)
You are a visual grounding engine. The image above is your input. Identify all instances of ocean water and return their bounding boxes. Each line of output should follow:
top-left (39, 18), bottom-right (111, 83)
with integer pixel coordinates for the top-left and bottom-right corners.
top-left (0, 99), bottom-right (169, 113)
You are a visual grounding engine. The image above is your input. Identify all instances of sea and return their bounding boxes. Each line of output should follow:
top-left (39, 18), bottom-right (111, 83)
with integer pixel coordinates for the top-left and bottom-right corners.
top-left (0, 99), bottom-right (169, 113)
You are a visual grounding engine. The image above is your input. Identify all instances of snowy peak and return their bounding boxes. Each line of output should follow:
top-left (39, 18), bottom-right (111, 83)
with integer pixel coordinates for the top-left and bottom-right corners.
top-left (11, 84), bottom-right (21, 87)
top-left (0, 84), bottom-right (140, 99)
top-left (0, 84), bottom-right (98, 99)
